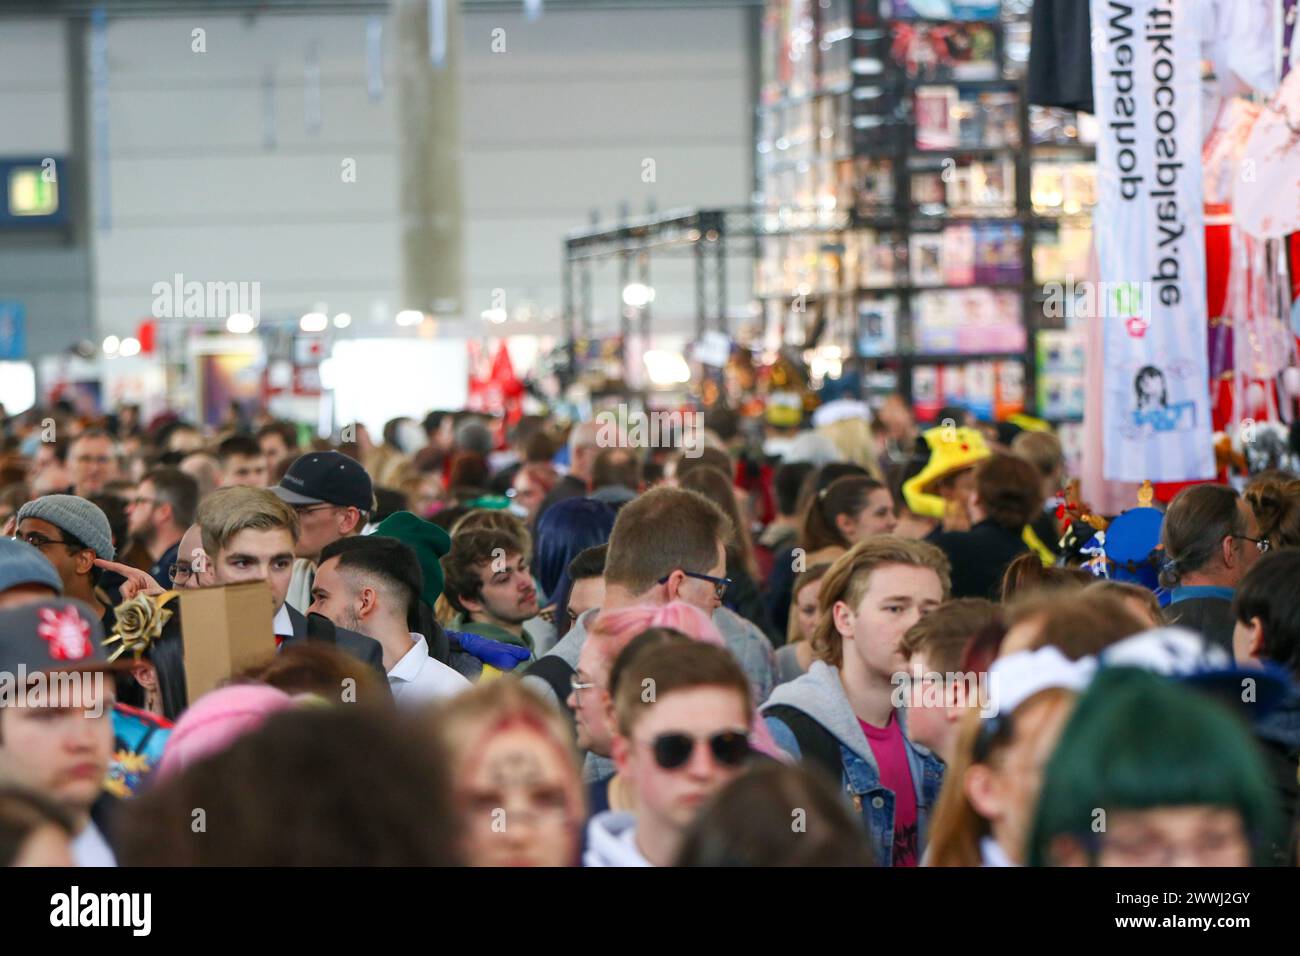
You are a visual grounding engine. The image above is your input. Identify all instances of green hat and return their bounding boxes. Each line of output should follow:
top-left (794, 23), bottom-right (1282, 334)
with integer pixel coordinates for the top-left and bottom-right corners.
top-left (373, 511), bottom-right (452, 608)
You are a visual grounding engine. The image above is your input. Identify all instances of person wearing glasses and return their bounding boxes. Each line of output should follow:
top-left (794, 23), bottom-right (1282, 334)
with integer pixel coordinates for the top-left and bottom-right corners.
top-left (762, 536), bottom-right (950, 867)
top-left (1160, 484), bottom-right (1266, 655)
top-left (14, 495), bottom-right (119, 631)
top-left (125, 468), bottom-right (198, 589)
top-left (269, 450), bottom-right (374, 615)
top-left (66, 430), bottom-right (119, 499)
top-left (169, 523), bottom-right (215, 589)
top-left (520, 486), bottom-right (776, 716)
top-left (585, 634), bottom-right (754, 866)
top-left (573, 604), bottom-right (789, 819)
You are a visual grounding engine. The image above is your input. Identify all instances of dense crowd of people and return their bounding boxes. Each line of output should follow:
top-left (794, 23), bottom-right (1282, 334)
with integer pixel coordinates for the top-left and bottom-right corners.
top-left (0, 397), bottom-right (1296, 868)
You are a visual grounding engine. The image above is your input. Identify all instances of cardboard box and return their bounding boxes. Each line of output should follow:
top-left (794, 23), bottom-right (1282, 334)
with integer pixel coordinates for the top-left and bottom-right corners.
top-left (178, 581), bottom-right (277, 701)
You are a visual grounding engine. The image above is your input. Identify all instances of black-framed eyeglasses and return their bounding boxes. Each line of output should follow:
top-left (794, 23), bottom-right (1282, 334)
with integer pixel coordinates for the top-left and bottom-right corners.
top-left (657, 570), bottom-right (732, 601)
top-left (1232, 535), bottom-right (1271, 554)
top-left (14, 532), bottom-right (71, 550)
top-left (292, 502), bottom-right (337, 516)
top-left (642, 730), bottom-right (751, 771)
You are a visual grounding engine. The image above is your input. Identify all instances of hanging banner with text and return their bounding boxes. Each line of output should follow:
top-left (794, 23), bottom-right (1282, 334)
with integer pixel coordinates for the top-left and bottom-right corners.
top-left (1091, 0), bottom-right (1214, 482)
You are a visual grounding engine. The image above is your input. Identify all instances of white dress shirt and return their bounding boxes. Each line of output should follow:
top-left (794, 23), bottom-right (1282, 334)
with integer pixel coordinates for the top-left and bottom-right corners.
top-left (388, 633), bottom-right (470, 705)
top-left (273, 604), bottom-right (294, 639)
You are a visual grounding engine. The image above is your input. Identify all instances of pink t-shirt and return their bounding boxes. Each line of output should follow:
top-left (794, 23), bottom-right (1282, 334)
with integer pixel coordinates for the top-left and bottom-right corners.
top-left (858, 714), bottom-right (919, 867)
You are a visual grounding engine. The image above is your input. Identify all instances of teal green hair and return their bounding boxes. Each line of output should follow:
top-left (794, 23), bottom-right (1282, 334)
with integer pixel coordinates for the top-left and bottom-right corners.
top-left (1027, 666), bottom-right (1280, 867)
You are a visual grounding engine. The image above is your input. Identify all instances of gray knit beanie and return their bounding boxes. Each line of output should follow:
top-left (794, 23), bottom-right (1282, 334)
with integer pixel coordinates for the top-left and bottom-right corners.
top-left (16, 495), bottom-right (116, 561)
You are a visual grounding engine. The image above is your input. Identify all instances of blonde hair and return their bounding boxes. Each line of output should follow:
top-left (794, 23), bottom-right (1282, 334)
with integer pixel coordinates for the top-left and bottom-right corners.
top-left (811, 536), bottom-right (951, 668)
top-left (1010, 430), bottom-right (1063, 478)
top-left (196, 486), bottom-right (299, 558)
top-left (817, 418), bottom-right (885, 482)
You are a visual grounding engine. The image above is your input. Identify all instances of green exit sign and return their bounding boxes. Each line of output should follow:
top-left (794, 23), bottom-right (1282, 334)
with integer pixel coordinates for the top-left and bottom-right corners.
top-left (8, 166), bottom-right (59, 217)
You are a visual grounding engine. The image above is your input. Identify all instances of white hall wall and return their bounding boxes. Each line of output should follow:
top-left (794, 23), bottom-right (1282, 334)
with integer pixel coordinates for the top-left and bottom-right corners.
top-left (83, 5), bottom-right (757, 348)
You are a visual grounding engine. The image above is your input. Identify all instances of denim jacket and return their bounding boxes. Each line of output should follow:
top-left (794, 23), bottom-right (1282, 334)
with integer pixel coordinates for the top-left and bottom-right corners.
top-left (761, 660), bottom-right (945, 866)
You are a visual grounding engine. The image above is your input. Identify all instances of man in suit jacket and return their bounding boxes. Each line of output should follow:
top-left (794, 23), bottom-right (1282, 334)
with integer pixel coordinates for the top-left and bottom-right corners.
top-left (195, 486), bottom-right (384, 678)
top-left (281, 604), bottom-right (385, 680)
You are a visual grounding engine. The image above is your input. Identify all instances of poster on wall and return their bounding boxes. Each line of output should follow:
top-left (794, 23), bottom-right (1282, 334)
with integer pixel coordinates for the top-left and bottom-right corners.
top-left (1090, 0), bottom-right (1214, 482)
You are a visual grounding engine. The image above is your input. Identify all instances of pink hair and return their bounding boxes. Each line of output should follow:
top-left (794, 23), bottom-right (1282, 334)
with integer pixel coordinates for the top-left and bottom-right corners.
top-left (590, 601), bottom-right (788, 762)
top-left (157, 684), bottom-right (297, 779)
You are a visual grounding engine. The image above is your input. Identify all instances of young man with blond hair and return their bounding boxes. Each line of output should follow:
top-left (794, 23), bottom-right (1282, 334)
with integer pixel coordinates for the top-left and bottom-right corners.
top-left (762, 535), bottom-right (950, 866)
top-left (195, 486), bottom-right (383, 675)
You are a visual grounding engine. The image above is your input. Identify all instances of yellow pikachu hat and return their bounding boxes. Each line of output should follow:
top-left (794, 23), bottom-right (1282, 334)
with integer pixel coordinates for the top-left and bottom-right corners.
top-left (902, 425), bottom-right (992, 519)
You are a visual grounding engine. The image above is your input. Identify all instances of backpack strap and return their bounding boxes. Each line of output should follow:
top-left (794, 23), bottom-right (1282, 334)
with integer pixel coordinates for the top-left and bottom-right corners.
top-left (763, 704), bottom-right (843, 784)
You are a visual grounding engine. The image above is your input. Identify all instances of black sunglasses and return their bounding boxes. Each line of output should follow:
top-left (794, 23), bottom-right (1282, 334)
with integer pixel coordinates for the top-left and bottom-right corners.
top-left (648, 730), bottom-right (751, 771)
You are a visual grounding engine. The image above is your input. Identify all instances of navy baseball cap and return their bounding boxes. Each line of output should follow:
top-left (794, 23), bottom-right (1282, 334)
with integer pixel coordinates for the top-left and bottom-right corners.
top-left (0, 537), bottom-right (63, 597)
top-left (271, 451), bottom-right (374, 512)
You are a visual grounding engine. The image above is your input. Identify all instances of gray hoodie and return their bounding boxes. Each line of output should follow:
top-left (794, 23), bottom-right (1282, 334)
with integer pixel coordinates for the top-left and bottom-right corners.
top-left (761, 660), bottom-right (944, 867)
top-left (762, 661), bottom-right (880, 768)
top-left (584, 811), bottom-right (652, 867)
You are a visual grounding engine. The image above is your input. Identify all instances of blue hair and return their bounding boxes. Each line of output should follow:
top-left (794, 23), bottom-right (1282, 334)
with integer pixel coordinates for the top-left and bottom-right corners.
top-left (533, 497), bottom-right (616, 620)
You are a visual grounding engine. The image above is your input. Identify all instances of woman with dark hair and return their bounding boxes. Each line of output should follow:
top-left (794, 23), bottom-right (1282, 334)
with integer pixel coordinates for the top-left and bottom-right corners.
top-left (528, 497), bottom-right (617, 652)
top-left (678, 466), bottom-right (778, 642)
top-left (675, 763), bottom-right (874, 867)
top-left (930, 453), bottom-right (1046, 599)
top-left (764, 463), bottom-right (874, 637)
top-left (799, 474), bottom-right (897, 568)
top-left (103, 594), bottom-right (185, 797)
top-left (117, 708), bottom-right (462, 866)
